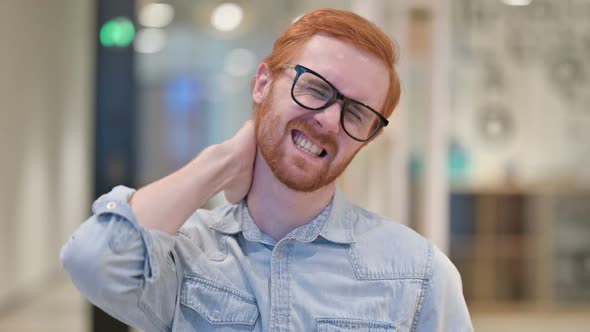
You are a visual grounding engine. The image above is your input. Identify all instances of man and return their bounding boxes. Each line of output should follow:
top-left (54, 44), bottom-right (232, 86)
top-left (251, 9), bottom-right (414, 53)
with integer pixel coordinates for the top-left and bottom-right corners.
top-left (61, 8), bottom-right (473, 332)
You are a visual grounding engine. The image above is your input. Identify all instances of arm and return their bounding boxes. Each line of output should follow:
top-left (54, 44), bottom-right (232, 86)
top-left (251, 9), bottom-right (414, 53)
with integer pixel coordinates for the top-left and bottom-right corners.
top-left (60, 121), bottom-right (256, 331)
top-left (61, 190), bottom-right (178, 332)
top-left (413, 246), bottom-right (474, 332)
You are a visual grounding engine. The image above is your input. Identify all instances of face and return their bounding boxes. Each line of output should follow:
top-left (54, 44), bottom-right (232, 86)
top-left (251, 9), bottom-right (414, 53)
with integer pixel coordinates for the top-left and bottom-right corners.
top-left (253, 34), bottom-right (389, 192)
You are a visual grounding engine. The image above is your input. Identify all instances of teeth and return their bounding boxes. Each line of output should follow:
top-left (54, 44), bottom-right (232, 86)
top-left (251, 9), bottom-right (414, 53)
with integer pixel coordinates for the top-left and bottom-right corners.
top-left (296, 136), bottom-right (304, 146)
top-left (310, 145), bottom-right (319, 155)
top-left (293, 132), bottom-right (322, 157)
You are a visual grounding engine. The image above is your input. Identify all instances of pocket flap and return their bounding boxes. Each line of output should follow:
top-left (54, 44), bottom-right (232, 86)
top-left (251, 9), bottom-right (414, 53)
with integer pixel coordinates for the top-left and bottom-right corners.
top-left (180, 275), bottom-right (259, 325)
top-left (317, 317), bottom-right (397, 331)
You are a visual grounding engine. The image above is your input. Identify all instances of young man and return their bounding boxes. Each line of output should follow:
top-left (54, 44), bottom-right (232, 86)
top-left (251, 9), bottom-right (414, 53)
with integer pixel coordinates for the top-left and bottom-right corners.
top-left (61, 8), bottom-right (473, 332)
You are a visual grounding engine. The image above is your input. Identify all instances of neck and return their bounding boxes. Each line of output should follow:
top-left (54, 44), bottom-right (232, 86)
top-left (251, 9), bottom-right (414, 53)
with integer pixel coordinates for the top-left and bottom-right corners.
top-left (246, 150), bottom-right (335, 241)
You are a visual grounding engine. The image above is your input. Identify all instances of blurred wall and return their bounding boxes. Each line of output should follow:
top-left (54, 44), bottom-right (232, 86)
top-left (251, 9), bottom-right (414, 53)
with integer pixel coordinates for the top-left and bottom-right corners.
top-left (0, 0), bottom-right (93, 309)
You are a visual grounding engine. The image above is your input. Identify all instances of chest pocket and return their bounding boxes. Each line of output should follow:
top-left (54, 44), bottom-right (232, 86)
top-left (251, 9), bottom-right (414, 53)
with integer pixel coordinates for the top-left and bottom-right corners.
top-left (180, 274), bottom-right (259, 326)
top-left (317, 318), bottom-right (397, 332)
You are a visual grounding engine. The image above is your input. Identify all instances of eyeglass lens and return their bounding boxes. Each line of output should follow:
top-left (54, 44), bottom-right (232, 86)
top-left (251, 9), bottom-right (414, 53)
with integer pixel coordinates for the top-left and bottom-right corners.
top-left (292, 70), bottom-right (380, 140)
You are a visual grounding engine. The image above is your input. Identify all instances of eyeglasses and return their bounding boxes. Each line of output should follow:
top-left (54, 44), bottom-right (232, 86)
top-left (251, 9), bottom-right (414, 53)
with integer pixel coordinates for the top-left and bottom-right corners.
top-left (281, 64), bottom-right (388, 142)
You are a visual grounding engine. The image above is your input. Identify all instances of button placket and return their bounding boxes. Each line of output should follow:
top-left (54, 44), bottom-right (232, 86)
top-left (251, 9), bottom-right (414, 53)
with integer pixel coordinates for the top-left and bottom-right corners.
top-left (275, 315), bottom-right (284, 324)
top-left (270, 241), bottom-right (291, 331)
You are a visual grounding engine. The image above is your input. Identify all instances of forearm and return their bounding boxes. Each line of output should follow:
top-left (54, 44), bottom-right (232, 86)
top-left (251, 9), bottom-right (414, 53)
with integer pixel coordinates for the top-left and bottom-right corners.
top-left (61, 188), bottom-right (178, 331)
top-left (130, 143), bottom-right (232, 235)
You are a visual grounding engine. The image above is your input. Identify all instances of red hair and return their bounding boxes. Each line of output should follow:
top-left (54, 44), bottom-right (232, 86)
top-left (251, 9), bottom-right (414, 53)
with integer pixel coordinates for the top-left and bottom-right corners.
top-left (261, 8), bottom-right (401, 118)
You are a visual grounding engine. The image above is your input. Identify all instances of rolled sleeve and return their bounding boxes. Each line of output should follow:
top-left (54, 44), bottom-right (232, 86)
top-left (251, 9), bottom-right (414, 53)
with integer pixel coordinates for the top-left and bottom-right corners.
top-left (60, 186), bottom-right (178, 332)
top-left (92, 185), bottom-right (138, 223)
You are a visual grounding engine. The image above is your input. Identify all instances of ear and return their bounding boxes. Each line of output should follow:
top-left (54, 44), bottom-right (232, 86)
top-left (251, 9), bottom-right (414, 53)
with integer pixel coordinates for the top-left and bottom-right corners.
top-left (253, 62), bottom-right (272, 104)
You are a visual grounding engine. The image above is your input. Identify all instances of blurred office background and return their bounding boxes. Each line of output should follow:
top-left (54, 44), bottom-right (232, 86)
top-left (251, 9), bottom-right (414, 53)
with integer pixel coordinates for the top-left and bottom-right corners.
top-left (1, 0), bottom-right (589, 331)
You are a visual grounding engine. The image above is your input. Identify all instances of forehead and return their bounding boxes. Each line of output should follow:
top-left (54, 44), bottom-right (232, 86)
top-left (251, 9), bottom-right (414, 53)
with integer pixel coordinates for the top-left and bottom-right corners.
top-left (290, 34), bottom-right (389, 112)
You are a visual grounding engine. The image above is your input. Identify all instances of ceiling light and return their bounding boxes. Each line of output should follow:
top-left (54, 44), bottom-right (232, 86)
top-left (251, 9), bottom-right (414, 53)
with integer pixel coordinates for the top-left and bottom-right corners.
top-left (211, 3), bottom-right (243, 32)
top-left (134, 28), bottom-right (166, 54)
top-left (502, 0), bottom-right (533, 6)
top-left (139, 3), bottom-right (174, 28)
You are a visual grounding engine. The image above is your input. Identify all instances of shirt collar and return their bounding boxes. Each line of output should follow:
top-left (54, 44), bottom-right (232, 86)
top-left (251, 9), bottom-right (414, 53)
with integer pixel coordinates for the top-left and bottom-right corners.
top-left (317, 188), bottom-right (356, 244)
top-left (209, 188), bottom-right (356, 244)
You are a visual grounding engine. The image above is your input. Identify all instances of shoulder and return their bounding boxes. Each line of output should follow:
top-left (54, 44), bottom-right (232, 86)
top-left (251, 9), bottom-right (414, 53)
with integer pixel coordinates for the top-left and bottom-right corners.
top-left (348, 205), bottom-right (437, 280)
top-left (175, 204), bottom-right (236, 244)
top-left (165, 203), bottom-right (242, 265)
top-left (352, 206), bottom-right (430, 255)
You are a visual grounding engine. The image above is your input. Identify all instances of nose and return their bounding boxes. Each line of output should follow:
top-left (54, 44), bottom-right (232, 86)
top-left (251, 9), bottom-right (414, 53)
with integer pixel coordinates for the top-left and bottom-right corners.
top-left (312, 102), bottom-right (341, 134)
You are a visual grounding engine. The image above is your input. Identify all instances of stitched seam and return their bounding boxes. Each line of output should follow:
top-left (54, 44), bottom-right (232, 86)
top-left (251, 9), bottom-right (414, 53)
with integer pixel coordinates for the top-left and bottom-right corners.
top-left (286, 248), bottom-right (292, 328)
top-left (142, 228), bottom-right (159, 281)
top-left (178, 230), bottom-right (192, 239)
top-left (346, 244), bottom-right (365, 279)
top-left (138, 297), bottom-right (171, 332)
top-left (183, 275), bottom-right (257, 303)
top-left (359, 272), bottom-right (428, 280)
top-left (179, 297), bottom-right (256, 325)
top-left (411, 278), bottom-right (428, 332)
top-left (180, 276), bottom-right (258, 325)
top-left (347, 244), bottom-right (429, 280)
top-left (317, 317), bottom-right (397, 330)
top-left (411, 242), bottom-right (434, 332)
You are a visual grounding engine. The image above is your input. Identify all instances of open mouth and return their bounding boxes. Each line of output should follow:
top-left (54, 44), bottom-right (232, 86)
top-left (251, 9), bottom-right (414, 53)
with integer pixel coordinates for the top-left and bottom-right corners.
top-left (291, 130), bottom-right (328, 158)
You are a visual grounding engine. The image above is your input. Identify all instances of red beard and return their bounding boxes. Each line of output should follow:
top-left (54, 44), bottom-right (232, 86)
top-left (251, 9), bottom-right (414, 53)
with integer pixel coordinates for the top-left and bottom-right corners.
top-left (254, 87), bottom-right (357, 192)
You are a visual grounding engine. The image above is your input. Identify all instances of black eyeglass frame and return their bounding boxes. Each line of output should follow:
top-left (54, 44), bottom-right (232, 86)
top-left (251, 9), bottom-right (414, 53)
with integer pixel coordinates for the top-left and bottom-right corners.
top-left (282, 64), bottom-right (389, 142)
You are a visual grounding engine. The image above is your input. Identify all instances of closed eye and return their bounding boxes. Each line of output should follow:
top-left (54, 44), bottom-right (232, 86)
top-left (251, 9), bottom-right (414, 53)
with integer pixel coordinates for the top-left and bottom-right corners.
top-left (346, 106), bottom-right (364, 122)
top-left (307, 86), bottom-right (331, 99)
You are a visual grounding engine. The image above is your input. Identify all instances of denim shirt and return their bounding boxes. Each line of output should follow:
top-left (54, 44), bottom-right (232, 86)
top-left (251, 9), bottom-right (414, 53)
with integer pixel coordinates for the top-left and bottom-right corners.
top-left (61, 186), bottom-right (473, 332)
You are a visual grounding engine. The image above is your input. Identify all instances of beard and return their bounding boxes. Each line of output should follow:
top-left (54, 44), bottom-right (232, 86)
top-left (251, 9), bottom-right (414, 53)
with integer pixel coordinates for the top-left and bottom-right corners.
top-left (254, 87), bottom-right (358, 192)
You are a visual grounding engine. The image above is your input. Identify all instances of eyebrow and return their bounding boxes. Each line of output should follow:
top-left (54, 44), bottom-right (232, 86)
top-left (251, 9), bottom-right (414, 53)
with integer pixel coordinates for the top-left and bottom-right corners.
top-left (296, 64), bottom-right (379, 111)
top-left (325, 77), bottom-right (374, 109)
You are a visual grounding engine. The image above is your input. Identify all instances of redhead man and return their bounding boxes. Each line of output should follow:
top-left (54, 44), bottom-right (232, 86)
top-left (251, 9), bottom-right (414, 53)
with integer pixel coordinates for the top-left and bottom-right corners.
top-left (61, 8), bottom-right (473, 332)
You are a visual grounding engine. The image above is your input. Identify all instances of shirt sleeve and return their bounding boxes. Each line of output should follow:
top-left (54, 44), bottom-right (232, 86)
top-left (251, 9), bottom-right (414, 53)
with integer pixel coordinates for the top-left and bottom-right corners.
top-left (412, 245), bottom-right (474, 332)
top-left (60, 185), bottom-right (179, 332)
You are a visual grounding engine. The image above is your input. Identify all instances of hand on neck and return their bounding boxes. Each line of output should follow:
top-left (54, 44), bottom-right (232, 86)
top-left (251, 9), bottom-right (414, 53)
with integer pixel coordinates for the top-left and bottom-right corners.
top-left (246, 150), bottom-right (335, 241)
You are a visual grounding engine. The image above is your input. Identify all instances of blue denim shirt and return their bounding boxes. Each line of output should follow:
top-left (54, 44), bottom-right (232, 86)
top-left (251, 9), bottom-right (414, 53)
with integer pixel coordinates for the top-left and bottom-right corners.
top-left (61, 186), bottom-right (473, 332)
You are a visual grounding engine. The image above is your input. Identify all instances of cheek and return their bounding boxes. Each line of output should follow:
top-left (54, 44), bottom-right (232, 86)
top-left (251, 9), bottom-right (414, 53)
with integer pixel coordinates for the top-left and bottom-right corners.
top-left (275, 102), bottom-right (305, 128)
top-left (335, 139), bottom-right (363, 161)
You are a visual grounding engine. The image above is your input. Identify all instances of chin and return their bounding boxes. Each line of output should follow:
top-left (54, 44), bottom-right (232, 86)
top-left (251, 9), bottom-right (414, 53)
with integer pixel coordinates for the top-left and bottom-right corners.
top-left (271, 156), bottom-right (338, 193)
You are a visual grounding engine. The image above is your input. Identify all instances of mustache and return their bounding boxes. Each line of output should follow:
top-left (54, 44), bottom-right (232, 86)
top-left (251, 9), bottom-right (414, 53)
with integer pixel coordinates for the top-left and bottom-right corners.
top-left (287, 118), bottom-right (338, 153)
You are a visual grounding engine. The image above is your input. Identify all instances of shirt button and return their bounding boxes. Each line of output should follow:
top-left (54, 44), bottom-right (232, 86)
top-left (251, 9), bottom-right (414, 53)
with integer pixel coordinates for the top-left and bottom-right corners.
top-left (106, 202), bottom-right (117, 210)
top-left (275, 250), bottom-right (285, 259)
top-left (276, 315), bottom-right (284, 324)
